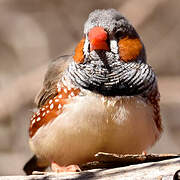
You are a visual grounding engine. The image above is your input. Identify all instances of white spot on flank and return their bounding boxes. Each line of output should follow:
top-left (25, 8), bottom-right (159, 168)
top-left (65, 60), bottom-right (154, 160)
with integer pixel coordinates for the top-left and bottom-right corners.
top-left (58, 87), bottom-right (61, 92)
top-left (68, 87), bottom-right (71, 91)
top-left (32, 119), bottom-right (36, 125)
top-left (50, 103), bottom-right (54, 110)
top-left (46, 105), bottom-right (49, 108)
top-left (58, 104), bottom-right (62, 110)
top-left (58, 94), bottom-right (62, 98)
top-left (42, 112), bottom-right (46, 117)
top-left (37, 117), bottom-right (41, 122)
top-left (71, 92), bottom-right (75, 97)
top-left (63, 88), bottom-right (67, 93)
top-left (47, 110), bottom-right (50, 114)
top-left (33, 115), bottom-right (36, 118)
top-left (57, 82), bottom-right (61, 88)
top-left (37, 111), bottom-right (40, 116)
top-left (42, 108), bottom-right (45, 111)
top-left (49, 99), bottom-right (53, 104)
top-left (55, 99), bottom-right (59, 102)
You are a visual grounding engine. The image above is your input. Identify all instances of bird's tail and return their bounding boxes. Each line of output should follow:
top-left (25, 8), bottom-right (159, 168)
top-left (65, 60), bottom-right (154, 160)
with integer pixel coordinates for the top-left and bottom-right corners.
top-left (23, 155), bottom-right (48, 175)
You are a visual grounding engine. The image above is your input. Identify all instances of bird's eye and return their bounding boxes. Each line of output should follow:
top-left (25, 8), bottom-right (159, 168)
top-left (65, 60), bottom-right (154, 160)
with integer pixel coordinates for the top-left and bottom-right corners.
top-left (118, 36), bottom-right (143, 62)
top-left (73, 38), bottom-right (85, 64)
top-left (114, 30), bottom-right (124, 40)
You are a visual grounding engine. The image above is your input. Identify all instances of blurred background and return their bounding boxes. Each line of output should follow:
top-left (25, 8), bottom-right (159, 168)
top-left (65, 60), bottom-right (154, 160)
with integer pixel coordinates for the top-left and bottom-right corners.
top-left (0, 0), bottom-right (179, 175)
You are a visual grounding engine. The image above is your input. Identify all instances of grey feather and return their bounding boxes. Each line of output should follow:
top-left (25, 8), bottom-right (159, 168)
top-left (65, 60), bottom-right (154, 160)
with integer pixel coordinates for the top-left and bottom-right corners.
top-left (35, 55), bottom-right (72, 107)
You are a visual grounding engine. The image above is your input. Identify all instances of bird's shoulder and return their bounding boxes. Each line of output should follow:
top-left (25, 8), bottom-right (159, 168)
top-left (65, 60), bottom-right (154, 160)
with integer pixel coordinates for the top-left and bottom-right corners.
top-left (35, 55), bottom-right (73, 107)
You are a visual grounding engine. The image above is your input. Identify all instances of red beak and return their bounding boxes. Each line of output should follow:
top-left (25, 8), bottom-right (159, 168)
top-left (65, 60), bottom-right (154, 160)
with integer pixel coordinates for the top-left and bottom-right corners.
top-left (88, 27), bottom-right (109, 51)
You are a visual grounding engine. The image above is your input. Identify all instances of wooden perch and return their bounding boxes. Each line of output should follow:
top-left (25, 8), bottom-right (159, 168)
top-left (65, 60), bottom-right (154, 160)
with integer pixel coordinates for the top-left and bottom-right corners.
top-left (1, 153), bottom-right (180, 179)
top-left (80, 152), bottom-right (180, 170)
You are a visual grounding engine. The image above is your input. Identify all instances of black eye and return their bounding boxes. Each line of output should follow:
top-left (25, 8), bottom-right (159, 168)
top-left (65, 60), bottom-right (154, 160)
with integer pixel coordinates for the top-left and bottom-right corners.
top-left (115, 31), bottom-right (121, 37)
top-left (114, 30), bottom-right (125, 40)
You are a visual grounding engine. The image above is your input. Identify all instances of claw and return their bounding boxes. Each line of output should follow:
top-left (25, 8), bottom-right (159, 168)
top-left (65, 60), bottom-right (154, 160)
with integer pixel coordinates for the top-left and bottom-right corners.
top-left (51, 162), bottom-right (81, 173)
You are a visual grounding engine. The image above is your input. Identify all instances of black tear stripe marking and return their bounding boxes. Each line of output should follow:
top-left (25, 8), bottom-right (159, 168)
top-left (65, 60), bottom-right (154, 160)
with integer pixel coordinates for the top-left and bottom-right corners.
top-left (67, 61), bottom-right (157, 97)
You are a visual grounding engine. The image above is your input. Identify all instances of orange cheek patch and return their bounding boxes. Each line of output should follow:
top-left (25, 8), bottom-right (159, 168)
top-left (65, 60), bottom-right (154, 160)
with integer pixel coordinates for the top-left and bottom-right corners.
top-left (73, 38), bottom-right (85, 64)
top-left (118, 36), bottom-right (143, 62)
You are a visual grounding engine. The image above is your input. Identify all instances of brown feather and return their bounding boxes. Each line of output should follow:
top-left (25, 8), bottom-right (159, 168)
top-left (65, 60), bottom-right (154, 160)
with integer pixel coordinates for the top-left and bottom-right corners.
top-left (147, 84), bottom-right (162, 134)
top-left (35, 55), bottom-right (72, 107)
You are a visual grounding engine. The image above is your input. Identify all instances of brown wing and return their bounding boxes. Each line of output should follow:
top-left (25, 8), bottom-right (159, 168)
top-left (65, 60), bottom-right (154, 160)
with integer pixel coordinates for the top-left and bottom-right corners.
top-left (35, 55), bottom-right (73, 108)
top-left (147, 82), bottom-right (162, 133)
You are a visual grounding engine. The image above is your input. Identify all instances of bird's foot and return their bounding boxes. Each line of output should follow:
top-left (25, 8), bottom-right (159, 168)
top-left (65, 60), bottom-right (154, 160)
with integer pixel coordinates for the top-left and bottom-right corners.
top-left (51, 162), bottom-right (81, 173)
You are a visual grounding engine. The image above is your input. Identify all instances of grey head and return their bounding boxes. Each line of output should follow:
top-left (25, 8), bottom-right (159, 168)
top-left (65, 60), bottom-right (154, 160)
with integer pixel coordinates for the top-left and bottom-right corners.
top-left (67, 9), bottom-right (157, 97)
top-left (84, 9), bottom-right (134, 36)
top-left (83, 9), bottom-right (146, 62)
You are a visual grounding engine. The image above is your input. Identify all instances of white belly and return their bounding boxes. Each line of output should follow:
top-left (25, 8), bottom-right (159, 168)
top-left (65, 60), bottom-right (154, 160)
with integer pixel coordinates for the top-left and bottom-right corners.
top-left (29, 94), bottom-right (160, 166)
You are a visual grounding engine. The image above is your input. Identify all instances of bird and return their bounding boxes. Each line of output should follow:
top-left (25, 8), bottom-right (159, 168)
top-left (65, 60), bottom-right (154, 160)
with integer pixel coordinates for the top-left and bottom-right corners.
top-left (24, 9), bottom-right (162, 175)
